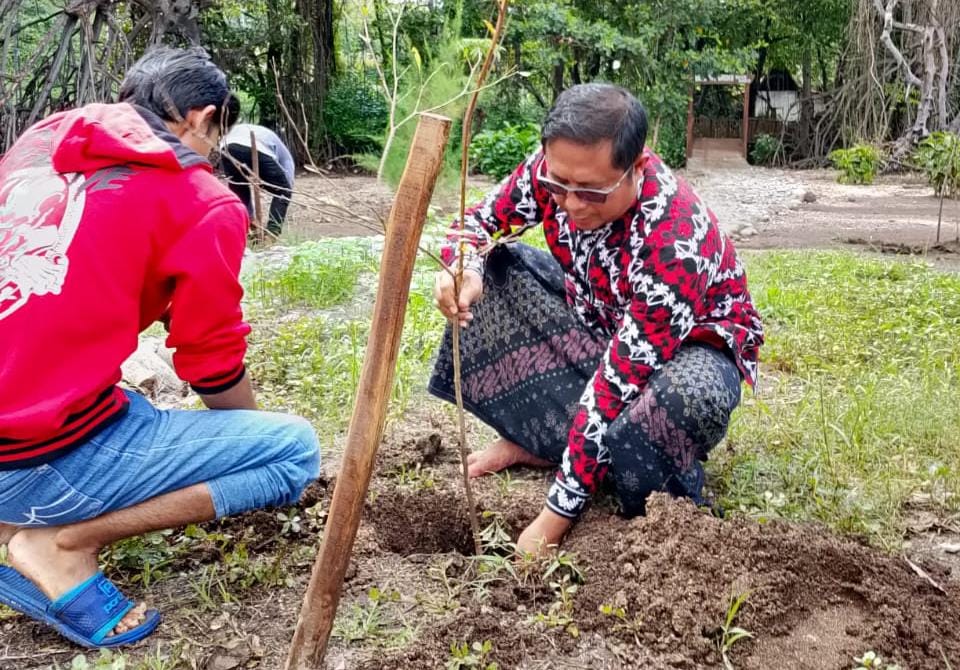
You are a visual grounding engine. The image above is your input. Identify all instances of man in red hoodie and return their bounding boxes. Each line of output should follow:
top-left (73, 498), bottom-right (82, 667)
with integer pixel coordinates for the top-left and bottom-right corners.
top-left (0, 47), bottom-right (320, 647)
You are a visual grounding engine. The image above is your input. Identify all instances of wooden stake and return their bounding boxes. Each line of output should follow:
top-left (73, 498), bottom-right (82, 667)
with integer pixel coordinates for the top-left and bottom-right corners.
top-left (285, 112), bottom-right (452, 670)
top-left (250, 131), bottom-right (266, 245)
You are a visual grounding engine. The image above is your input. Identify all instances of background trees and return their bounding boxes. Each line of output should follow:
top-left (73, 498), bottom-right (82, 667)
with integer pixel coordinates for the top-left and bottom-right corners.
top-left (1, 0), bottom-right (958, 171)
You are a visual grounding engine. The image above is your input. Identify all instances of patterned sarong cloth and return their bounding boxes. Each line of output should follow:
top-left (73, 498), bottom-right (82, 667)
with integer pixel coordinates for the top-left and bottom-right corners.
top-left (429, 244), bottom-right (742, 516)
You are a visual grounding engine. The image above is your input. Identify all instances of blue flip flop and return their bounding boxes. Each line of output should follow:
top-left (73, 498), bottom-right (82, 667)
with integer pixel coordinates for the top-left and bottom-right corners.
top-left (0, 566), bottom-right (160, 647)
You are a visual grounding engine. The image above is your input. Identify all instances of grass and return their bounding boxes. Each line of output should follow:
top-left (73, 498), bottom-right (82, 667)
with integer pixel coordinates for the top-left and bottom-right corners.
top-left (716, 251), bottom-right (960, 546)
top-left (331, 587), bottom-right (416, 649)
top-left (244, 238), bottom-right (379, 314)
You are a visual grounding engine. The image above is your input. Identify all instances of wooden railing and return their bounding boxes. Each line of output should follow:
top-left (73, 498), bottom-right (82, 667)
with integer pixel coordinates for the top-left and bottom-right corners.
top-left (692, 116), bottom-right (791, 141)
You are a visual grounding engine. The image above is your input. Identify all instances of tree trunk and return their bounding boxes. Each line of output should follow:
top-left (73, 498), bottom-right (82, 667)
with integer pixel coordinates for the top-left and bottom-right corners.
top-left (817, 45), bottom-right (830, 91)
top-left (552, 59), bottom-right (565, 102)
top-left (306, 0), bottom-right (336, 155)
top-left (749, 23), bottom-right (770, 118)
top-left (934, 25), bottom-right (948, 128)
top-left (799, 43), bottom-right (814, 145)
top-left (280, 0), bottom-right (336, 165)
top-left (262, 0), bottom-right (286, 128)
top-left (586, 52), bottom-right (602, 80)
top-left (373, 0), bottom-right (391, 76)
top-left (139, 0), bottom-right (207, 46)
top-left (911, 28), bottom-right (936, 139)
top-left (26, 15), bottom-right (77, 126)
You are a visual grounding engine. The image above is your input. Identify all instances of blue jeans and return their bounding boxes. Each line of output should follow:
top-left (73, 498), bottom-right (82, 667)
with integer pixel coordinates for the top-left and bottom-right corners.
top-left (0, 391), bottom-right (320, 527)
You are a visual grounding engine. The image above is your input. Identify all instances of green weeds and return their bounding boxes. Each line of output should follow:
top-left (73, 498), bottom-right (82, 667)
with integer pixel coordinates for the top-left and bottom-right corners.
top-left (59, 647), bottom-right (183, 670)
top-left (717, 251), bottom-right (960, 546)
top-left (331, 587), bottom-right (415, 648)
top-left (447, 640), bottom-right (499, 670)
top-left (392, 463), bottom-right (437, 492)
top-left (244, 239), bottom-right (378, 314)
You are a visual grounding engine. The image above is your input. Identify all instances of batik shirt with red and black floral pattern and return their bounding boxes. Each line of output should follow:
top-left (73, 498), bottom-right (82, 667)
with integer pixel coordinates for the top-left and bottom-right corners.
top-left (441, 149), bottom-right (763, 519)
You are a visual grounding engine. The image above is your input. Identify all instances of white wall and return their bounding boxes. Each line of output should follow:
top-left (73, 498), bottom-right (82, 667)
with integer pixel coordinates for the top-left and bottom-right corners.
top-left (755, 90), bottom-right (799, 122)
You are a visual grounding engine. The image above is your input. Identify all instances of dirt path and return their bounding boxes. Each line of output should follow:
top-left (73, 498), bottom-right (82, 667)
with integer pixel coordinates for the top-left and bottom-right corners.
top-left (281, 173), bottom-right (497, 242)
top-left (686, 163), bottom-right (960, 268)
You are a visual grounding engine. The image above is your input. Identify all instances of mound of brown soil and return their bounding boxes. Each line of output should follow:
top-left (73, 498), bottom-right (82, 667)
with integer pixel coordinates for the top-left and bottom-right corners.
top-left (572, 495), bottom-right (958, 669)
top-left (358, 491), bottom-right (959, 669)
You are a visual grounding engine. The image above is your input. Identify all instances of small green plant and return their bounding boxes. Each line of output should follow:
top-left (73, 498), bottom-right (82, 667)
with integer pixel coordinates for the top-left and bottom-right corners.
top-left (490, 470), bottom-right (522, 496)
top-left (529, 572), bottom-right (579, 637)
top-left (750, 133), bottom-right (780, 165)
top-left (469, 123), bottom-right (541, 179)
top-left (447, 640), bottom-right (499, 670)
top-left (542, 550), bottom-right (585, 585)
top-left (191, 564), bottom-right (235, 612)
top-left (304, 502), bottom-right (327, 532)
top-left (219, 542), bottom-right (293, 589)
top-left (716, 591), bottom-right (754, 669)
top-left (277, 508), bottom-right (303, 535)
top-left (62, 647), bottom-right (181, 670)
top-left (101, 530), bottom-right (182, 587)
top-left (135, 646), bottom-right (183, 670)
top-left (853, 650), bottom-right (901, 670)
top-left (392, 463), bottom-right (437, 492)
top-left (420, 558), bottom-right (464, 614)
top-left (599, 602), bottom-right (644, 637)
top-left (64, 650), bottom-right (127, 670)
top-left (332, 587), bottom-right (414, 648)
top-left (913, 131), bottom-right (960, 197)
top-left (828, 144), bottom-right (883, 185)
top-left (478, 511), bottom-right (514, 554)
top-left (528, 551), bottom-right (585, 636)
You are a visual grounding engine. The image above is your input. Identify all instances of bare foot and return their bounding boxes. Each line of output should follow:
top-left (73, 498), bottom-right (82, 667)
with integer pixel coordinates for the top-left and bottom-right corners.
top-left (466, 437), bottom-right (553, 478)
top-left (7, 529), bottom-right (146, 635)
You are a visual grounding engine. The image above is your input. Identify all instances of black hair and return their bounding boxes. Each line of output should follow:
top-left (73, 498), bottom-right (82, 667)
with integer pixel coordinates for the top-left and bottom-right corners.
top-left (541, 83), bottom-right (649, 171)
top-left (118, 46), bottom-right (240, 133)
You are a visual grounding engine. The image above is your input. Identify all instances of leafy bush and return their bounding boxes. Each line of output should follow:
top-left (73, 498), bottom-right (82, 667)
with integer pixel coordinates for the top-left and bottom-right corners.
top-left (750, 133), bottom-right (780, 165)
top-left (469, 123), bottom-right (541, 179)
top-left (323, 72), bottom-right (388, 154)
top-left (828, 144), bottom-right (883, 185)
top-left (913, 131), bottom-right (960, 197)
top-left (652, 122), bottom-right (687, 169)
top-left (478, 91), bottom-right (544, 132)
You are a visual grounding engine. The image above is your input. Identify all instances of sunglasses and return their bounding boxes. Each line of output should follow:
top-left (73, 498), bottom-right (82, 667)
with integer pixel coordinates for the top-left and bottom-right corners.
top-left (537, 160), bottom-right (634, 204)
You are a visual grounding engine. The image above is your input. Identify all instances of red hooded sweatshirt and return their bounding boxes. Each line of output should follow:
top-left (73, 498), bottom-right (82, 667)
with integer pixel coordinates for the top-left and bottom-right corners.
top-left (0, 103), bottom-right (251, 469)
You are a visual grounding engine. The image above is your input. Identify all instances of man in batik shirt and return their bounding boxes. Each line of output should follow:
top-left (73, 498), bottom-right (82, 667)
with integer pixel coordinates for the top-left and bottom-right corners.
top-left (432, 83), bottom-right (763, 554)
